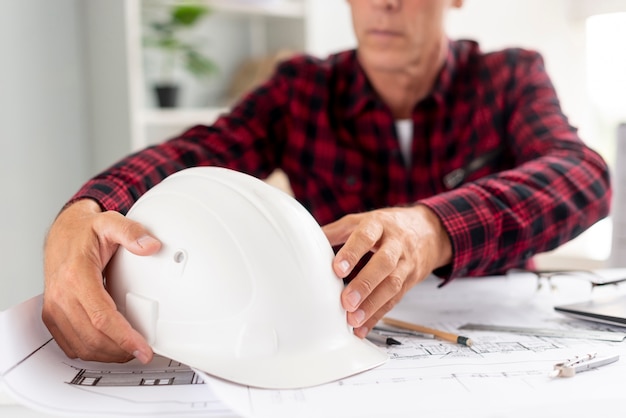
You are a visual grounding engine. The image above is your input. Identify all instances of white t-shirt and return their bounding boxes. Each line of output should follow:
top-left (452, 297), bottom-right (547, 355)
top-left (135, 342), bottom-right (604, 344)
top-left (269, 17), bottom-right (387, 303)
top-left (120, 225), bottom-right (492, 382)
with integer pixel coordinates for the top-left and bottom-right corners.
top-left (395, 119), bottom-right (413, 167)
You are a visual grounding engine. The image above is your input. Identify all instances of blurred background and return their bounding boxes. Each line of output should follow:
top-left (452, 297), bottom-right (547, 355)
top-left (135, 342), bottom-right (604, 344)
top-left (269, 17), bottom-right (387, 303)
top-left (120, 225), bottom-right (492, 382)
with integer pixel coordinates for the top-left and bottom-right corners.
top-left (1, 0), bottom-right (625, 310)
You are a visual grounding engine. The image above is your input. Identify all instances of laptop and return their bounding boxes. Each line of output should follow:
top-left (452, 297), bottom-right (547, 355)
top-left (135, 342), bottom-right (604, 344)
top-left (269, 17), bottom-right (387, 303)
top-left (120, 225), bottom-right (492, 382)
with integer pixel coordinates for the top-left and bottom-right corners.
top-left (555, 294), bottom-right (626, 327)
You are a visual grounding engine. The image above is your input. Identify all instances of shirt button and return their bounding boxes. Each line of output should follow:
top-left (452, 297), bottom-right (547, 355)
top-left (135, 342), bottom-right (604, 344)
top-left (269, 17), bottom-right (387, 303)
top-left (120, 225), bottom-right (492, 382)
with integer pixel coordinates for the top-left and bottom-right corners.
top-left (522, 250), bottom-right (533, 260)
top-left (345, 176), bottom-right (358, 187)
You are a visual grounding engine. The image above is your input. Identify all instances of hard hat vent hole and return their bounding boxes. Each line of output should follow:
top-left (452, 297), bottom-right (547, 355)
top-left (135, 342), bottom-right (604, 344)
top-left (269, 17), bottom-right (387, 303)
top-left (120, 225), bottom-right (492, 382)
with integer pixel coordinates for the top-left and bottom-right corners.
top-left (173, 251), bottom-right (185, 263)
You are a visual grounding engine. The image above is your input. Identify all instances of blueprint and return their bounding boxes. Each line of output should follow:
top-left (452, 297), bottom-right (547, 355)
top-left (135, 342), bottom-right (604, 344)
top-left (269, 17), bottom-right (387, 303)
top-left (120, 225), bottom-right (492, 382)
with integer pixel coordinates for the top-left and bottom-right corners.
top-left (3, 270), bottom-right (626, 418)
top-left (199, 270), bottom-right (626, 418)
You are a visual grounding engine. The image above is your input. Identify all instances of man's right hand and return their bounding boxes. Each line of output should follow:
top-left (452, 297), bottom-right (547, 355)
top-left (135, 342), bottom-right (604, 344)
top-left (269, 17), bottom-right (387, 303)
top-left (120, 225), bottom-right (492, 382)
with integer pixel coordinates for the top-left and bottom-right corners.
top-left (42, 199), bottom-right (161, 364)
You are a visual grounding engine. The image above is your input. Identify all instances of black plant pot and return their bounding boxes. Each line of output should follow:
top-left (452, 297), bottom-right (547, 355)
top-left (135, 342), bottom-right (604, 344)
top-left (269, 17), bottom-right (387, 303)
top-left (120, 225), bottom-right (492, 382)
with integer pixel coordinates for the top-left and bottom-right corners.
top-left (154, 83), bottom-right (179, 108)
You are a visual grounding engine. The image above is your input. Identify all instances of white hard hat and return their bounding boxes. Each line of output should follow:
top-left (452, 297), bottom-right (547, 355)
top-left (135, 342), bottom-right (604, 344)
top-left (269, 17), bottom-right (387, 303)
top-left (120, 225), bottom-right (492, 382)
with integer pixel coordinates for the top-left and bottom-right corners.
top-left (106, 167), bottom-right (387, 389)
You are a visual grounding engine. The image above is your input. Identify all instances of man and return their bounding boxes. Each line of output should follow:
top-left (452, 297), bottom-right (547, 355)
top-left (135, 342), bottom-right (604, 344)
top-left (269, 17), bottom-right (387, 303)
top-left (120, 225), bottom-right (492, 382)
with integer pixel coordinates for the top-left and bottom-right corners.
top-left (42, 0), bottom-right (611, 365)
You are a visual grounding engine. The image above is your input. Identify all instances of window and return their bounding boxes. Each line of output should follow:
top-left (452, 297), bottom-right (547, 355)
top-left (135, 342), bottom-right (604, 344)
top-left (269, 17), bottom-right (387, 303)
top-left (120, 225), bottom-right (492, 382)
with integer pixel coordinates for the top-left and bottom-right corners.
top-left (585, 12), bottom-right (626, 164)
top-left (535, 12), bottom-right (626, 269)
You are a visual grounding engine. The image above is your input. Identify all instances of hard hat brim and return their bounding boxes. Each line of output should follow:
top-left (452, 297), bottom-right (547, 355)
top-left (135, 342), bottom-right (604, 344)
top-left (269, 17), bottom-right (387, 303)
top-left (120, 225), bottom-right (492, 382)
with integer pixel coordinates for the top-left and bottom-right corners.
top-left (159, 334), bottom-right (387, 389)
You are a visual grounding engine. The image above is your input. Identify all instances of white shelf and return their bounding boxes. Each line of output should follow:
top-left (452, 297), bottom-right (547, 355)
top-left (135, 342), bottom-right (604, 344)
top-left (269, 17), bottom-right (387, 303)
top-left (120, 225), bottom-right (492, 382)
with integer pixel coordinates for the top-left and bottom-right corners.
top-left (142, 107), bottom-right (229, 127)
top-left (141, 107), bottom-right (231, 148)
top-left (208, 0), bottom-right (305, 18)
top-left (84, 0), bottom-right (354, 167)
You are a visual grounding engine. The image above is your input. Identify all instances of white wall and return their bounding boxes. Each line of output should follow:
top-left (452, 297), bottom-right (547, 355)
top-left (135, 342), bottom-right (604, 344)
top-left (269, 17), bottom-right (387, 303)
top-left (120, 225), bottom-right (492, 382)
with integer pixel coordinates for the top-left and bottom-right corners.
top-left (83, 0), bottom-right (136, 173)
top-left (0, 0), bottom-right (89, 310)
top-left (446, 0), bottom-right (588, 142)
top-left (342, 0), bottom-right (624, 268)
top-left (445, 0), bottom-right (613, 267)
top-left (305, 0), bottom-right (355, 56)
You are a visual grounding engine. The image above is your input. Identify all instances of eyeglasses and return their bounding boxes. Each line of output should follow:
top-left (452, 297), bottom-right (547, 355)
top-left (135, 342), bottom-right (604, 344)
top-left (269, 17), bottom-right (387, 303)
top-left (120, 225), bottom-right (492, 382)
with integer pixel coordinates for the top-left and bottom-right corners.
top-left (506, 269), bottom-right (626, 293)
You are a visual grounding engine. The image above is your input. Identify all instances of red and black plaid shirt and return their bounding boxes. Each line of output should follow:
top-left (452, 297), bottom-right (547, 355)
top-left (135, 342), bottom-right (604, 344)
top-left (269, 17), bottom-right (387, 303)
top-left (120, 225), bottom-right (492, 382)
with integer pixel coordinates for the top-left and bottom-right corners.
top-left (72, 40), bottom-right (611, 281)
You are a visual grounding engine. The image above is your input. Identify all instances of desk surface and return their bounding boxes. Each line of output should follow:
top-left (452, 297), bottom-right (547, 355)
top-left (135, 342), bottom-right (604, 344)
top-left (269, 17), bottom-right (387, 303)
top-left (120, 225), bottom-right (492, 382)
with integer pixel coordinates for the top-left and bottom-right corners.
top-left (3, 270), bottom-right (626, 418)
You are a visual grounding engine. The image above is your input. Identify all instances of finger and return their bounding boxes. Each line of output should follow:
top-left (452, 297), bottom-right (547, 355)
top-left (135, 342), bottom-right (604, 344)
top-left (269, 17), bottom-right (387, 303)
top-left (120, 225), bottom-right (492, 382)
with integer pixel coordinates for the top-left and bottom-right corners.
top-left (79, 276), bottom-right (154, 363)
top-left (43, 294), bottom-right (133, 362)
top-left (63, 253), bottom-right (154, 363)
top-left (44, 277), bottom-right (143, 363)
top-left (42, 305), bottom-right (78, 359)
top-left (42, 281), bottom-right (85, 359)
top-left (347, 257), bottom-right (408, 328)
top-left (322, 215), bottom-right (360, 246)
top-left (95, 212), bottom-right (161, 256)
top-left (350, 262), bottom-right (411, 337)
top-left (341, 240), bottom-right (401, 313)
top-left (332, 219), bottom-right (384, 279)
top-left (85, 302), bottom-right (153, 363)
top-left (67, 305), bottom-right (135, 362)
top-left (64, 295), bottom-right (150, 363)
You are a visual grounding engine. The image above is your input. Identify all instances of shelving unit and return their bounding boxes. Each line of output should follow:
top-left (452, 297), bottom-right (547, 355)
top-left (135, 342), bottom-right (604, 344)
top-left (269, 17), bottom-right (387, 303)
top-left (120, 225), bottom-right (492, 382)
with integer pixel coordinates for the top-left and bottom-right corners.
top-left (83, 0), bottom-right (354, 172)
top-left (205, 0), bottom-right (305, 18)
top-left (138, 0), bottom-right (309, 146)
top-left (142, 107), bottom-right (229, 127)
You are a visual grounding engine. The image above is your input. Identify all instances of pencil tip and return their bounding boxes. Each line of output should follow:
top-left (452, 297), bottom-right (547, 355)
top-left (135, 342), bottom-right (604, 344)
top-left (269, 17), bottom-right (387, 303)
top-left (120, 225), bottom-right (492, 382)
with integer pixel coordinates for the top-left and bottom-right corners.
top-left (387, 337), bottom-right (402, 345)
top-left (458, 336), bottom-right (473, 347)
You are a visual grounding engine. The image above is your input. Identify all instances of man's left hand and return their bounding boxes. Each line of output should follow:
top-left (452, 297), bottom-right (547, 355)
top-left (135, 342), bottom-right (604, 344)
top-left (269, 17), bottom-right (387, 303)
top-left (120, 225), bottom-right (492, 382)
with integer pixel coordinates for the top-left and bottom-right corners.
top-left (322, 205), bottom-right (452, 338)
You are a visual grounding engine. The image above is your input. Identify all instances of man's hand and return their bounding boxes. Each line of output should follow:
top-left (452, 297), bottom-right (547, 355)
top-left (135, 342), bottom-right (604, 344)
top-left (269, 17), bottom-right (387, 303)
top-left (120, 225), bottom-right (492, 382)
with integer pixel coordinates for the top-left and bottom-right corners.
top-left (42, 199), bottom-right (161, 363)
top-left (322, 205), bottom-right (452, 338)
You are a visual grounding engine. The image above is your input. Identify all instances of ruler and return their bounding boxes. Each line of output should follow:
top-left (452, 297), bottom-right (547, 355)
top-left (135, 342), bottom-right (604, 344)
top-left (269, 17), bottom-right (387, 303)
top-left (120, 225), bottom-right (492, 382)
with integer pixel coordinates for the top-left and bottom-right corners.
top-left (459, 323), bottom-right (626, 342)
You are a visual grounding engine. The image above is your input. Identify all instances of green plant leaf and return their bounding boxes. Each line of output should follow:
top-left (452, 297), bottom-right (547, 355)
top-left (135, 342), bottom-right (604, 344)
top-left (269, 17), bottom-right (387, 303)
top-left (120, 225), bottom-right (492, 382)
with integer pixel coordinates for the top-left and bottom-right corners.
top-left (172, 4), bottom-right (210, 26)
top-left (143, 1), bottom-right (217, 81)
top-left (185, 49), bottom-right (218, 78)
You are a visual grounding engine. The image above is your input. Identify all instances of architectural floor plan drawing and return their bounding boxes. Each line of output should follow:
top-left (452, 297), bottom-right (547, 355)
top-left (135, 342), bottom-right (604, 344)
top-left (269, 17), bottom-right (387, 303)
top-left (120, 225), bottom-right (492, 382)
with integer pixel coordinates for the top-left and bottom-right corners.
top-left (67, 355), bottom-right (202, 387)
top-left (381, 335), bottom-right (563, 360)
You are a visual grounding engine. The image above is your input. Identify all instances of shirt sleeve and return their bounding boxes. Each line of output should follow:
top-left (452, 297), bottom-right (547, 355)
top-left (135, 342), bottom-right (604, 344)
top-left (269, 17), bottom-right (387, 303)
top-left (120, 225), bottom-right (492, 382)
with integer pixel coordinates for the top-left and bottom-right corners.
top-left (68, 61), bottom-right (295, 214)
top-left (420, 50), bottom-right (612, 282)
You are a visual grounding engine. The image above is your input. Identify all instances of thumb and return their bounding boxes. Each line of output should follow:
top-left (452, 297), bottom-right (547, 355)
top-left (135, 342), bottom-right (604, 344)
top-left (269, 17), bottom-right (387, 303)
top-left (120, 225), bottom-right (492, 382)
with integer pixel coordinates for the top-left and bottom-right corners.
top-left (103, 214), bottom-right (162, 256)
top-left (322, 216), bottom-right (356, 247)
top-left (130, 233), bottom-right (162, 255)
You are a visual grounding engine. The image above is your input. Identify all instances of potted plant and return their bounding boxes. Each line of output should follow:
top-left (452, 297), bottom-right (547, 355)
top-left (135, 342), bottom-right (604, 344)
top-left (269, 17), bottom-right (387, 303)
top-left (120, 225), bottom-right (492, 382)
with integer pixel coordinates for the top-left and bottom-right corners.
top-left (143, 1), bottom-right (218, 108)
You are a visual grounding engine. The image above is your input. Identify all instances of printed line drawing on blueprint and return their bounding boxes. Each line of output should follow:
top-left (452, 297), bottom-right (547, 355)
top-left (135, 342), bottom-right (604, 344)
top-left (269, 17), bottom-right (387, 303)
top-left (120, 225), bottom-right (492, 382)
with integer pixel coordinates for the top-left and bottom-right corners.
top-left (67, 355), bottom-right (204, 387)
top-left (380, 336), bottom-right (564, 360)
top-left (322, 327), bottom-right (622, 389)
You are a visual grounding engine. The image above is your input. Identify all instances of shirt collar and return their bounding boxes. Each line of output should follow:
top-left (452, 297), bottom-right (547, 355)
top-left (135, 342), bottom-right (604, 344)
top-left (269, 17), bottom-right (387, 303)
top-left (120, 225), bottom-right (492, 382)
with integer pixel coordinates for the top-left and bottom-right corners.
top-left (429, 38), bottom-right (460, 104)
top-left (343, 39), bottom-right (461, 118)
top-left (343, 51), bottom-right (378, 118)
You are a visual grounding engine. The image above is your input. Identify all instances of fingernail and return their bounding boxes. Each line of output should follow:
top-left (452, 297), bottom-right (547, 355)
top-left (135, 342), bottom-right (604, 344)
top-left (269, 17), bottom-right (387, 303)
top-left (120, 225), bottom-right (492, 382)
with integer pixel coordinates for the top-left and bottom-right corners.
top-left (346, 290), bottom-right (361, 310)
top-left (353, 309), bottom-right (366, 326)
top-left (356, 326), bottom-right (368, 338)
top-left (338, 260), bottom-right (350, 275)
top-left (137, 235), bottom-right (158, 249)
top-left (133, 350), bottom-right (150, 364)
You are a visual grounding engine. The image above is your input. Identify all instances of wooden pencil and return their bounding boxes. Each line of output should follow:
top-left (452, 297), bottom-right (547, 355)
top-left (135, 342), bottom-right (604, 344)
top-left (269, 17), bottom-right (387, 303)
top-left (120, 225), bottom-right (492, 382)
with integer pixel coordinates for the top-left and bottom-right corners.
top-left (382, 317), bottom-right (473, 347)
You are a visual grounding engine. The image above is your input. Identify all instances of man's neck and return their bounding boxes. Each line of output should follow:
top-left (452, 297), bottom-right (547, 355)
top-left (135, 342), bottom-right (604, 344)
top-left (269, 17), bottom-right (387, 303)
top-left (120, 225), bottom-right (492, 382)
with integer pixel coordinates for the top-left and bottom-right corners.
top-left (362, 38), bottom-right (448, 119)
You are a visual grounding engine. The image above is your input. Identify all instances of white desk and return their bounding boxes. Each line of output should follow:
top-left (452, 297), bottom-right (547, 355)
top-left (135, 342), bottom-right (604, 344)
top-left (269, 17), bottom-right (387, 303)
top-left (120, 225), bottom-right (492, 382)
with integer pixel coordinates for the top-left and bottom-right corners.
top-left (3, 270), bottom-right (626, 418)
